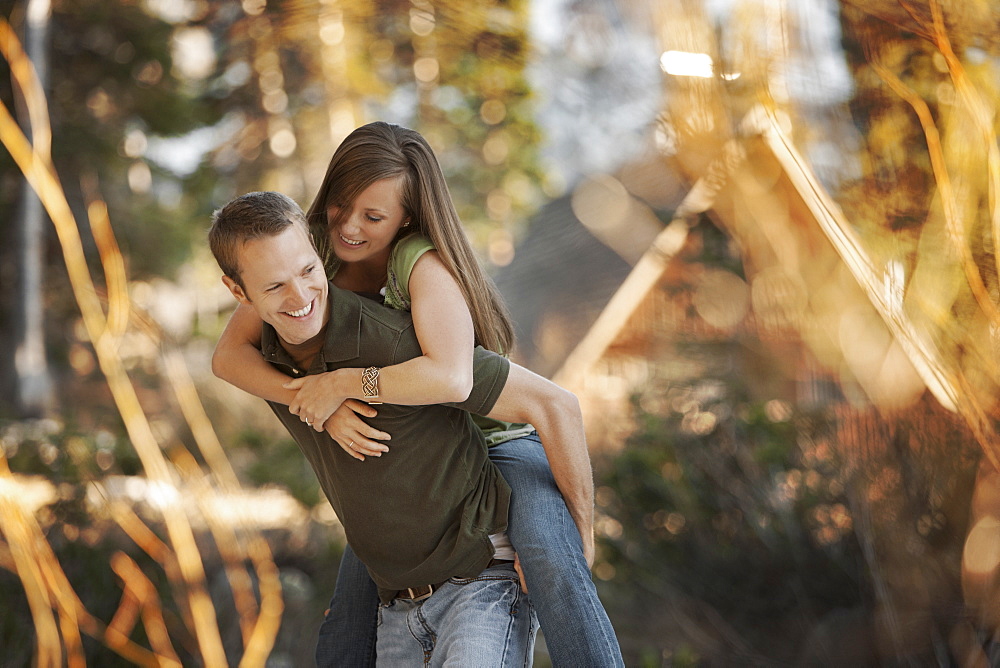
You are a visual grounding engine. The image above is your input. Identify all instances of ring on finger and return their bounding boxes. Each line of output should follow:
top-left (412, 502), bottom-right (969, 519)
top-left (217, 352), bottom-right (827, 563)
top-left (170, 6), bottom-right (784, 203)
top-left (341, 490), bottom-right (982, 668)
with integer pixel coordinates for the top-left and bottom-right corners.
top-left (348, 440), bottom-right (355, 449)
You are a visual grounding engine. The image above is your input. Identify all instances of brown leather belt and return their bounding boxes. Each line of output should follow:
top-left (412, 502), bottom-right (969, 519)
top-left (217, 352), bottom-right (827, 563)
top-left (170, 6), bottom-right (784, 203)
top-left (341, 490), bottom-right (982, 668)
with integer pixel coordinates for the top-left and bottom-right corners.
top-left (393, 559), bottom-right (515, 601)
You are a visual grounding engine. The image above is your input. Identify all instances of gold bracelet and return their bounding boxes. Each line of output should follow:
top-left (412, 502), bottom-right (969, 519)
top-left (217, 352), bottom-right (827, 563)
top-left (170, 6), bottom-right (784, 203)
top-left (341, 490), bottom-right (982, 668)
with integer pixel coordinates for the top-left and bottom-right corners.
top-left (362, 366), bottom-right (381, 404)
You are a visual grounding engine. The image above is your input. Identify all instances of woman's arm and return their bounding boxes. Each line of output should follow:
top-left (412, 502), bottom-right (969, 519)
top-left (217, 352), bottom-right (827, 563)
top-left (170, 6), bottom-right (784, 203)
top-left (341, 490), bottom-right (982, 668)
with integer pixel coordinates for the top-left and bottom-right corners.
top-left (288, 250), bottom-right (475, 427)
top-left (213, 302), bottom-right (298, 404)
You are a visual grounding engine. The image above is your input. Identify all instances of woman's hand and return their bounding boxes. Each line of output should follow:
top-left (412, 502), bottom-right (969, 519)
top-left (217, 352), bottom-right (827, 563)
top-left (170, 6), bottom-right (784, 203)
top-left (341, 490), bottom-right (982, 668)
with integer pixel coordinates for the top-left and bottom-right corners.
top-left (284, 371), bottom-right (353, 431)
top-left (323, 400), bottom-right (391, 461)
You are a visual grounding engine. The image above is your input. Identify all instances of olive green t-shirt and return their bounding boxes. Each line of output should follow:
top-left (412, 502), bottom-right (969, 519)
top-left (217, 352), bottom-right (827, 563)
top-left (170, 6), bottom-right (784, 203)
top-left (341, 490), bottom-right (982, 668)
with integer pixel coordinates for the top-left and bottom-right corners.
top-left (262, 282), bottom-right (511, 603)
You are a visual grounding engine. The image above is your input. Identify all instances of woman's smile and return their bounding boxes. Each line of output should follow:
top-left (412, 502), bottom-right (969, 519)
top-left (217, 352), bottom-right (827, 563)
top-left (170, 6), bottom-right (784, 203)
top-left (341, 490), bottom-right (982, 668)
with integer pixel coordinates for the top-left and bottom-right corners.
top-left (338, 233), bottom-right (366, 247)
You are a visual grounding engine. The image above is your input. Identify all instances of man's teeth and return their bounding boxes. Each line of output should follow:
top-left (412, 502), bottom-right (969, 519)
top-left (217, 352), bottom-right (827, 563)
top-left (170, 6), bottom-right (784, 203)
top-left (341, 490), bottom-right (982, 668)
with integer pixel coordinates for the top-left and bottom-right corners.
top-left (340, 234), bottom-right (364, 246)
top-left (287, 302), bottom-right (313, 318)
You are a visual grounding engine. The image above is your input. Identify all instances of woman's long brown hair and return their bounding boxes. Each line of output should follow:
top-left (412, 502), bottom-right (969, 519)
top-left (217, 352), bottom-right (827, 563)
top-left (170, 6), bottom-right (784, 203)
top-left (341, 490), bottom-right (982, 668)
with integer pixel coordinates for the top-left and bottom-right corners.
top-left (305, 121), bottom-right (514, 354)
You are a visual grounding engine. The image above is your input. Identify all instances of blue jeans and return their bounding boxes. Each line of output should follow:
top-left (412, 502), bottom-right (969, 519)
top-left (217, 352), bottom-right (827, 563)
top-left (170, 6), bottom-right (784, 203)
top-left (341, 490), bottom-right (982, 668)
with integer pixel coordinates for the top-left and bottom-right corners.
top-left (376, 561), bottom-right (538, 666)
top-left (316, 543), bottom-right (379, 667)
top-left (315, 433), bottom-right (624, 667)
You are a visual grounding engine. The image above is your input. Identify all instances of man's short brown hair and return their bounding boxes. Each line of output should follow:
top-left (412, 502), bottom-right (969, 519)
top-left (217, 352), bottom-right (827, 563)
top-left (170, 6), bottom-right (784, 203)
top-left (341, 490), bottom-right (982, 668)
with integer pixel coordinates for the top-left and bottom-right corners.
top-left (209, 191), bottom-right (309, 289)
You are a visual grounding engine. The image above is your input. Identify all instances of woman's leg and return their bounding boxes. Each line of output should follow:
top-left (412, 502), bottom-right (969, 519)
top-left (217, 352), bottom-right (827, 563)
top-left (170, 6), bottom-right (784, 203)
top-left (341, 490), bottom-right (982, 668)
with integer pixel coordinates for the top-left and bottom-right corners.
top-left (489, 433), bottom-right (625, 667)
top-left (315, 543), bottom-right (379, 668)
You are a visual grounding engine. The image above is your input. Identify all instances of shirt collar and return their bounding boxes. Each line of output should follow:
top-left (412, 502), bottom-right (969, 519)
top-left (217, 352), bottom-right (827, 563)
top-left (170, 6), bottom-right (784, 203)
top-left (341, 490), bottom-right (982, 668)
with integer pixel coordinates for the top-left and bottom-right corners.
top-left (260, 281), bottom-right (363, 372)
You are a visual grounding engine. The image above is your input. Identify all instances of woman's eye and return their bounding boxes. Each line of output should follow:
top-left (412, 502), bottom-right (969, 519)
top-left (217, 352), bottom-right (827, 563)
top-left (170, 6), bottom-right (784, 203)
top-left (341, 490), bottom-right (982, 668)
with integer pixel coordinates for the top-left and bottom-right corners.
top-left (365, 215), bottom-right (382, 223)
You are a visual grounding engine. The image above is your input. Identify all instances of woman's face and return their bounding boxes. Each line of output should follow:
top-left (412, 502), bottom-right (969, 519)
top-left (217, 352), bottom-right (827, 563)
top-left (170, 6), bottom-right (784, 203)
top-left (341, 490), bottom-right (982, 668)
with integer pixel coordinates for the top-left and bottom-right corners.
top-left (326, 176), bottom-right (409, 266)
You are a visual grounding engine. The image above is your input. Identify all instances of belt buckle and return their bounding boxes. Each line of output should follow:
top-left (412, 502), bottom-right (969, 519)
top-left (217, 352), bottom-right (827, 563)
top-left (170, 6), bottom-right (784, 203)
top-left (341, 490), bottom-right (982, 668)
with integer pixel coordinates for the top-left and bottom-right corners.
top-left (406, 584), bottom-right (434, 602)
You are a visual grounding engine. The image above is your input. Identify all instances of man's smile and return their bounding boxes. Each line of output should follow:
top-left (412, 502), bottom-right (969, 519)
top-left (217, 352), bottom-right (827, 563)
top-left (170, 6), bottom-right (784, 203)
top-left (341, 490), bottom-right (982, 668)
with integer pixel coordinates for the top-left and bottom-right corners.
top-left (285, 301), bottom-right (314, 318)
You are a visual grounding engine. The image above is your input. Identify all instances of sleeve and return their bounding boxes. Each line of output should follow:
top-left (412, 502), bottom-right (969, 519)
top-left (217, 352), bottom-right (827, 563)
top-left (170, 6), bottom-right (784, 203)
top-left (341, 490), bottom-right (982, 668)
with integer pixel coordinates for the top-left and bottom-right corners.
top-left (443, 346), bottom-right (510, 416)
top-left (384, 234), bottom-right (436, 311)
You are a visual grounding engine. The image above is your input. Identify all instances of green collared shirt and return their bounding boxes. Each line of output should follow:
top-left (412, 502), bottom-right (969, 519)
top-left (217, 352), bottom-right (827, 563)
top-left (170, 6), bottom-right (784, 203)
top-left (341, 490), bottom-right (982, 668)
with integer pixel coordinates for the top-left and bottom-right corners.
top-left (261, 282), bottom-right (511, 603)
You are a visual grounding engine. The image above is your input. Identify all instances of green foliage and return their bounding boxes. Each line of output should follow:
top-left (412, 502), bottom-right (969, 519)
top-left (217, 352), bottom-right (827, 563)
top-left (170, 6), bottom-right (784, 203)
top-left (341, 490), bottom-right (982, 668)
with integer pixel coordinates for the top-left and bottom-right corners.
top-left (595, 377), bottom-right (864, 660)
top-left (0, 419), bottom-right (191, 664)
top-left (240, 428), bottom-right (322, 508)
top-left (0, 417), bottom-right (138, 482)
top-left (350, 0), bottom-right (544, 248)
top-left (0, 569), bottom-right (33, 668)
top-left (43, 0), bottom-right (224, 279)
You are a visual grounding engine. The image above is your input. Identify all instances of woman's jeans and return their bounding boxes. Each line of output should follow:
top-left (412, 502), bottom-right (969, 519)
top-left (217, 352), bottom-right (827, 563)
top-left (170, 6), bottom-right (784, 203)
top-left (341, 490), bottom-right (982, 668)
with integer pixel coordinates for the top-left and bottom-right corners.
top-left (316, 543), bottom-right (379, 667)
top-left (315, 432), bottom-right (624, 667)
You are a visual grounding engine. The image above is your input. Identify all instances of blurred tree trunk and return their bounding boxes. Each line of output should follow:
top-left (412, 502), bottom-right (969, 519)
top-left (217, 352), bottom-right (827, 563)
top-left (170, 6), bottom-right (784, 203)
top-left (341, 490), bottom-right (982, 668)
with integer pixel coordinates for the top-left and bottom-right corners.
top-left (12, 0), bottom-right (53, 416)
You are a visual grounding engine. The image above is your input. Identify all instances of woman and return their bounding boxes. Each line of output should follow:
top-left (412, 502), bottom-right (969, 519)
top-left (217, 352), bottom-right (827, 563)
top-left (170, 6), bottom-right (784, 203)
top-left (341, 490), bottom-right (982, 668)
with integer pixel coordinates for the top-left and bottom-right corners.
top-left (213, 122), bottom-right (623, 667)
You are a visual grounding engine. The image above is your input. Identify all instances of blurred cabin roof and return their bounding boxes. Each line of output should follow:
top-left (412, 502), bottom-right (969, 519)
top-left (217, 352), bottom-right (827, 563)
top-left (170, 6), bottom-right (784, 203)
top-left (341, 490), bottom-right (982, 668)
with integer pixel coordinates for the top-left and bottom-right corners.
top-left (494, 148), bottom-right (686, 377)
top-left (494, 195), bottom-right (634, 377)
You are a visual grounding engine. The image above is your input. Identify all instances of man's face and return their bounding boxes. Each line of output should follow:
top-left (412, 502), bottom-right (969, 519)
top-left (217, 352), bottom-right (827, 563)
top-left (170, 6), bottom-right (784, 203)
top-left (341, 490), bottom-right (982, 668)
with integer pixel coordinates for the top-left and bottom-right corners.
top-left (223, 224), bottom-right (329, 346)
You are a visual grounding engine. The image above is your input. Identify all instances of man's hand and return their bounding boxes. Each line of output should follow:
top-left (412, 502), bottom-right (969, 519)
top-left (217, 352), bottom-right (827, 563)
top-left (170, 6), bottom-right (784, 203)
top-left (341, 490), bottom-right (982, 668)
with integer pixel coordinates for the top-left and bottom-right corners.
top-left (513, 554), bottom-right (528, 594)
top-left (323, 400), bottom-right (391, 461)
top-left (579, 525), bottom-right (595, 569)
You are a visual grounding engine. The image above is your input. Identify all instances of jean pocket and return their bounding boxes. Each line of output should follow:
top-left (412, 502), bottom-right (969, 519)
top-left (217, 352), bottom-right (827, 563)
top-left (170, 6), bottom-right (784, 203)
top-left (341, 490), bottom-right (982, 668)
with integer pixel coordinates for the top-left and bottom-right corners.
top-left (448, 568), bottom-right (524, 617)
top-left (449, 563), bottom-right (518, 586)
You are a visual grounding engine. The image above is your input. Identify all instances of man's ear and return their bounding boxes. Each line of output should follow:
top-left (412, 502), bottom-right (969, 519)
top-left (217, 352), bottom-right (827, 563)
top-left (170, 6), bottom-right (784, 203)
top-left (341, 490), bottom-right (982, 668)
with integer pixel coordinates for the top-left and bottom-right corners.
top-left (222, 275), bottom-right (250, 304)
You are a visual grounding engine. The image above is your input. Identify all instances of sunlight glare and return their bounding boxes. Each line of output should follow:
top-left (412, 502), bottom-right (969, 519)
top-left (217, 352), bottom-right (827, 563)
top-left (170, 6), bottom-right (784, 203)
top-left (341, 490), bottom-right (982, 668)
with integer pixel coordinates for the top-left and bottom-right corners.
top-left (963, 516), bottom-right (1000, 575)
top-left (171, 27), bottom-right (216, 81)
top-left (659, 50), bottom-right (714, 78)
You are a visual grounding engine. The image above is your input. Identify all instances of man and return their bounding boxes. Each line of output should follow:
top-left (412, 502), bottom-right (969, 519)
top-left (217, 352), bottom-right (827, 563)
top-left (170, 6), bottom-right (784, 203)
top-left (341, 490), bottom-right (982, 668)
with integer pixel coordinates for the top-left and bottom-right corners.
top-left (208, 191), bottom-right (600, 665)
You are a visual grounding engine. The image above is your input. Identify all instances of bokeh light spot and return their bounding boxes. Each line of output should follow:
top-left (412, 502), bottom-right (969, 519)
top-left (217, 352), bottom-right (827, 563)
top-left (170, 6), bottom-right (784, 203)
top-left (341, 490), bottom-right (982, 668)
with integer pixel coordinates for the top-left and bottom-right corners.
top-left (488, 229), bottom-right (514, 267)
top-left (480, 99), bottom-right (506, 125)
top-left (413, 57), bottom-right (439, 83)
top-left (410, 8), bottom-right (435, 36)
top-left (269, 128), bottom-right (297, 158)
top-left (242, 0), bottom-right (266, 16)
top-left (127, 161), bottom-right (152, 194)
top-left (571, 174), bottom-right (630, 235)
top-left (963, 516), bottom-right (1000, 575)
top-left (171, 27), bottom-right (216, 80)
top-left (660, 50), bottom-right (714, 78)
top-left (482, 133), bottom-right (509, 165)
top-left (692, 269), bottom-right (749, 330)
top-left (123, 129), bottom-right (148, 158)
